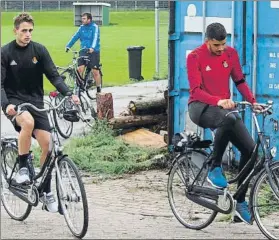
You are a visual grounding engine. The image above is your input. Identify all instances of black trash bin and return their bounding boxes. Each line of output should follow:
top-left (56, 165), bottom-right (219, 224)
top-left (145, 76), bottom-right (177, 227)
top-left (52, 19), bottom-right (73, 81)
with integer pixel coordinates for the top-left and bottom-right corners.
top-left (127, 46), bottom-right (145, 81)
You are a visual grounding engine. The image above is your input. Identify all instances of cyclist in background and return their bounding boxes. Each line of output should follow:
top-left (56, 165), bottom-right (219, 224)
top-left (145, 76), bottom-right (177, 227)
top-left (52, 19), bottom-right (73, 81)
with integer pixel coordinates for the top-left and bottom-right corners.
top-left (66, 12), bottom-right (102, 93)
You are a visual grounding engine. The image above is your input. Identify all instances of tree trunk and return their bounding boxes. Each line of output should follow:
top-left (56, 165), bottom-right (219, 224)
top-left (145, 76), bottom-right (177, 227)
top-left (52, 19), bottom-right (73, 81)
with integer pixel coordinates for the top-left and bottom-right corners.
top-left (109, 114), bottom-right (167, 129)
top-left (128, 97), bottom-right (166, 115)
top-left (96, 92), bottom-right (114, 120)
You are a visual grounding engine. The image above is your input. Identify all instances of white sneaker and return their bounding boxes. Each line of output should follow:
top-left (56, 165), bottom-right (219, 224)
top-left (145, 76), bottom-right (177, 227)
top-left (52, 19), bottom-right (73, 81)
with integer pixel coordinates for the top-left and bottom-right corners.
top-left (15, 167), bottom-right (30, 184)
top-left (40, 192), bottom-right (58, 213)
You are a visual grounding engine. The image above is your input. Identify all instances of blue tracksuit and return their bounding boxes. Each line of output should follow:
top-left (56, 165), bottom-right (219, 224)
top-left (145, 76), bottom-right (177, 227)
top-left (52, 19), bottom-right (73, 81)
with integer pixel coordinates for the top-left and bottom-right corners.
top-left (66, 22), bottom-right (100, 52)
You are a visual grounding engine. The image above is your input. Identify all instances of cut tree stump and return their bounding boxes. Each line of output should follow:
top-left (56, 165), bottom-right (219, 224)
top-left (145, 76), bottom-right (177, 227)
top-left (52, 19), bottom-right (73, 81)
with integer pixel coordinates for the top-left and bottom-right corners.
top-left (128, 97), bottom-right (166, 115)
top-left (96, 92), bottom-right (114, 120)
top-left (118, 128), bottom-right (167, 148)
top-left (108, 114), bottom-right (167, 129)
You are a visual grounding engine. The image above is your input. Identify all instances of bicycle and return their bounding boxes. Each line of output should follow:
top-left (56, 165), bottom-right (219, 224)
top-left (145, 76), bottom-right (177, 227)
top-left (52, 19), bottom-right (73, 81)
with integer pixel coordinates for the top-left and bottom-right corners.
top-left (61, 48), bottom-right (103, 100)
top-left (53, 49), bottom-right (98, 139)
top-left (1, 97), bottom-right (89, 239)
top-left (167, 100), bottom-right (279, 239)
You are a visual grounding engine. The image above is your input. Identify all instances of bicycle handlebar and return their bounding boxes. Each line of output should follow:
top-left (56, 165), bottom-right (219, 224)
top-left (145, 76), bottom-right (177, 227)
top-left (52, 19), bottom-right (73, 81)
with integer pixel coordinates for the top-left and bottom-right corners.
top-left (234, 100), bottom-right (273, 115)
top-left (11, 96), bottom-right (71, 121)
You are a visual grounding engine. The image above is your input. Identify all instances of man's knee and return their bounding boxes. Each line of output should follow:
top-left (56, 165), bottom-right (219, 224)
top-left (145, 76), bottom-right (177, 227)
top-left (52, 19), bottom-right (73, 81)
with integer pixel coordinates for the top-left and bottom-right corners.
top-left (92, 69), bottom-right (100, 78)
top-left (220, 114), bottom-right (237, 128)
top-left (17, 112), bottom-right (34, 133)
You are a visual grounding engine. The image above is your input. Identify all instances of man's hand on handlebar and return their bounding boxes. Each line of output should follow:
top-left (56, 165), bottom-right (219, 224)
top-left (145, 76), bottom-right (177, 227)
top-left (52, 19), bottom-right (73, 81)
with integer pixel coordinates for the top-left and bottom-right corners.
top-left (6, 104), bottom-right (17, 116)
top-left (217, 99), bottom-right (236, 110)
top-left (252, 103), bottom-right (264, 113)
top-left (71, 95), bottom-right (80, 105)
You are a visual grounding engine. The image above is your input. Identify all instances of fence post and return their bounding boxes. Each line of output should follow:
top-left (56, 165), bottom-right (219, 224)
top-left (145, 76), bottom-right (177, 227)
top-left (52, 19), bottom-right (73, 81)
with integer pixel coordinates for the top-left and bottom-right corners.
top-left (22, 1), bottom-right (25, 11)
top-left (135, 1), bottom-right (137, 10)
top-left (155, 1), bottom-right (160, 77)
top-left (115, 1), bottom-right (118, 11)
top-left (5, 1), bottom-right (7, 11)
top-left (40, 1), bottom-right (42, 11)
top-left (58, 1), bottom-right (61, 10)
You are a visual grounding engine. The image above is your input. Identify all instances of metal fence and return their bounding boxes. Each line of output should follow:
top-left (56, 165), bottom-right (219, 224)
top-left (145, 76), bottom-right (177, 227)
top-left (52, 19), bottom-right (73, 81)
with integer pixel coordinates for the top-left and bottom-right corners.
top-left (1, 1), bottom-right (169, 11)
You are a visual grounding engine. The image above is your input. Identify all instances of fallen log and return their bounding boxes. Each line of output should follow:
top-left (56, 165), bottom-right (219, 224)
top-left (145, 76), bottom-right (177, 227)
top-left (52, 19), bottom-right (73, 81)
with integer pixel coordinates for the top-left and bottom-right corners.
top-left (128, 97), bottom-right (166, 115)
top-left (109, 114), bottom-right (167, 129)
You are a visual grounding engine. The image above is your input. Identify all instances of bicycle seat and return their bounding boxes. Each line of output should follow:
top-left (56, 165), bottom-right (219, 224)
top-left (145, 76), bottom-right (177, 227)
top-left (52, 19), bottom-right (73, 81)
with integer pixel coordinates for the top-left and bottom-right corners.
top-left (172, 132), bottom-right (212, 152)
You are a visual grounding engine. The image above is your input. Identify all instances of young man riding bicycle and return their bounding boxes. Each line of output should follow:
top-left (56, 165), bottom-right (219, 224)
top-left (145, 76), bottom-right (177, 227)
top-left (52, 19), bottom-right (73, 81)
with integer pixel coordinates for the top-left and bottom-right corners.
top-left (65, 12), bottom-right (102, 93)
top-left (187, 23), bottom-right (262, 225)
top-left (1, 12), bottom-right (79, 213)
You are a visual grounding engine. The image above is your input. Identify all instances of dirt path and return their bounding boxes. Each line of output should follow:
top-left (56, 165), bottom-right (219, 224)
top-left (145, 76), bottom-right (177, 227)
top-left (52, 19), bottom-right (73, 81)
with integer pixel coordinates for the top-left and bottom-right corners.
top-left (1, 169), bottom-right (266, 239)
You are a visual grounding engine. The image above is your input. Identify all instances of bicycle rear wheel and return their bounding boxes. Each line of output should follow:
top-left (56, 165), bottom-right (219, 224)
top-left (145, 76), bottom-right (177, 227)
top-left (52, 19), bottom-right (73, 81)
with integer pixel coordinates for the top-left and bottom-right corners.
top-left (1, 143), bottom-right (32, 221)
top-left (86, 69), bottom-right (103, 100)
top-left (77, 92), bottom-right (97, 128)
top-left (56, 157), bottom-right (88, 239)
top-left (250, 161), bottom-right (279, 239)
top-left (167, 150), bottom-right (217, 230)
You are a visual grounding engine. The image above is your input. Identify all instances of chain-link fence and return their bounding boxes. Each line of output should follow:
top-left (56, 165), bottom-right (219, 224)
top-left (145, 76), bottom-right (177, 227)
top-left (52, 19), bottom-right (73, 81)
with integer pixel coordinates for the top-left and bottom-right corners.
top-left (1, 1), bottom-right (169, 12)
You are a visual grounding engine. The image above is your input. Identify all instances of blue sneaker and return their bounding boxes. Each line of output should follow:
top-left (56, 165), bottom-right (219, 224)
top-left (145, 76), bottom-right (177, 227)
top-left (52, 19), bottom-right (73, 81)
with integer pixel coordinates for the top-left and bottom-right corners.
top-left (207, 167), bottom-right (228, 188)
top-left (235, 201), bottom-right (252, 225)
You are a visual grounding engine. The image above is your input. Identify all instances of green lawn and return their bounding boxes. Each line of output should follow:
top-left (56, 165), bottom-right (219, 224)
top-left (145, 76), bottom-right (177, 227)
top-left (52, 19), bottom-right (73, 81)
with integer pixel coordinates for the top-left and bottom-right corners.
top-left (1, 11), bottom-right (168, 92)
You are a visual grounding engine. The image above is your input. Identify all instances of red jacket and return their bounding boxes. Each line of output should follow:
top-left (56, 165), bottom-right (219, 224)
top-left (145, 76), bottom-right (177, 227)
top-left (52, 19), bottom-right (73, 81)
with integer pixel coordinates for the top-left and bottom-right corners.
top-left (187, 43), bottom-right (256, 105)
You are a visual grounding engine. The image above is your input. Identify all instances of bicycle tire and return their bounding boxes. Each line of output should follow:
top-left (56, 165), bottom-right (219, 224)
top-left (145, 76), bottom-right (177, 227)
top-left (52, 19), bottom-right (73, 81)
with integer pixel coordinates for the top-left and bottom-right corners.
top-left (250, 161), bottom-right (279, 240)
top-left (1, 144), bottom-right (32, 221)
top-left (79, 93), bottom-right (97, 127)
top-left (56, 157), bottom-right (89, 239)
top-left (53, 93), bottom-right (74, 139)
top-left (86, 69), bottom-right (102, 100)
top-left (167, 150), bottom-right (217, 230)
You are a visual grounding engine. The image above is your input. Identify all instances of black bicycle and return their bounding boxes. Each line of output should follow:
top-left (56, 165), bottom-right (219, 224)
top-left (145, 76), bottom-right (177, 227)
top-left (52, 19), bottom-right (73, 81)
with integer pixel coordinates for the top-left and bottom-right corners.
top-left (167, 100), bottom-right (279, 239)
top-left (1, 97), bottom-right (89, 239)
top-left (59, 48), bottom-right (103, 100)
top-left (53, 49), bottom-right (98, 139)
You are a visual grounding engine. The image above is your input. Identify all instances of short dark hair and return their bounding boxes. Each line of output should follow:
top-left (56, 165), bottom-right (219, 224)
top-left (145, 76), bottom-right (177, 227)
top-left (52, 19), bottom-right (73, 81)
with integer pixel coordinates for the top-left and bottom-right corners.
top-left (82, 12), bottom-right (92, 21)
top-left (14, 12), bottom-right (34, 29)
top-left (206, 23), bottom-right (227, 41)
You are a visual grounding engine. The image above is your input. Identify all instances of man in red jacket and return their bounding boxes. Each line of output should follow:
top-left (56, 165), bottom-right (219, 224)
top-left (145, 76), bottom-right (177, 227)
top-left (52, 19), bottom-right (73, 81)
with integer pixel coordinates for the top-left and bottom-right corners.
top-left (187, 23), bottom-right (261, 225)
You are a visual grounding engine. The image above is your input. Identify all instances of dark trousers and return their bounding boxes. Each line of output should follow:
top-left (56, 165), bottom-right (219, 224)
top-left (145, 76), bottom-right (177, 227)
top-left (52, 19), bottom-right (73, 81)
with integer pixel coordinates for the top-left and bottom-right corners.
top-left (188, 101), bottom-right (256, 202)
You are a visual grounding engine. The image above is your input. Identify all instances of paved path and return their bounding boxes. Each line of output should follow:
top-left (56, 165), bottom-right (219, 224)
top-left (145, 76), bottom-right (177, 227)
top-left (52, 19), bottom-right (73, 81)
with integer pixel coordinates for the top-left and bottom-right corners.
top-left (1, 169), bottom-right (265, 239)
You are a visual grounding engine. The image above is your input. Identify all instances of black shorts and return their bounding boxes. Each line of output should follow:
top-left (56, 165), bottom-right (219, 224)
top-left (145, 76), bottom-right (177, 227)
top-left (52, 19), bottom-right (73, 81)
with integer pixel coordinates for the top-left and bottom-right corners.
top-left (78, 51), bottom-right (100, 69)
top-left (4, 98), bottom-right (51, 135)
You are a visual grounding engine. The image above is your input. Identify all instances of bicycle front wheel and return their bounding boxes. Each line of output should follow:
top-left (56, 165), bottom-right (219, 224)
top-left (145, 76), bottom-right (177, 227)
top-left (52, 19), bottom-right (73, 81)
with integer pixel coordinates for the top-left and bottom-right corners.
top-left (167, 150), bottom-right (217, 230)
top-left (1, 144), bottom-right (32, 221)
top-left (56, 157), bottom-right (88, 239)
top-left (250, 161), bottom-right (279, 240)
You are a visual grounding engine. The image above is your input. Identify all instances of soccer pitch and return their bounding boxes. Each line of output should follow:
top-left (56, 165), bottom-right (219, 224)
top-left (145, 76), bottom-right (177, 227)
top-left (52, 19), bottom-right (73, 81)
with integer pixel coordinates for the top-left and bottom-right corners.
top-left (2, 11), bottom-right (168, 92)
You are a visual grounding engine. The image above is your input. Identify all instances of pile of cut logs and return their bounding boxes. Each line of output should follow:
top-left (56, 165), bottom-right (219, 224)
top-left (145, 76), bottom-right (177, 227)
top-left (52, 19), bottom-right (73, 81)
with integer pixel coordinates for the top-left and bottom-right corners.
top-left (96, 92), bottom-right (167, 133)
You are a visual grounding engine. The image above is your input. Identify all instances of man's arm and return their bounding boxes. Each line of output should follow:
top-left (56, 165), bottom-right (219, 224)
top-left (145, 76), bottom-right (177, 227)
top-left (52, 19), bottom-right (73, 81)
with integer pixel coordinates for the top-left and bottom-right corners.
top-left (187, 53), bottom-right (221, 105)
top-left (91, 24), bottom-right (99, 50)
top-left (231, 50), bottom-right (256, 104)
top-left (40, 45), bottom-right (72, 96)
top-left (66, 27), bottom-right (81, 49)
top-left (1, 50), bottom-right (10, 110)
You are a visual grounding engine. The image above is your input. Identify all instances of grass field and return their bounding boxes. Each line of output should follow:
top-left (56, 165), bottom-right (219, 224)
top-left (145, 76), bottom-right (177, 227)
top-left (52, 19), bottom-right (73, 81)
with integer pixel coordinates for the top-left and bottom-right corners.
top-left (2, 11), bottom-right (168, 92)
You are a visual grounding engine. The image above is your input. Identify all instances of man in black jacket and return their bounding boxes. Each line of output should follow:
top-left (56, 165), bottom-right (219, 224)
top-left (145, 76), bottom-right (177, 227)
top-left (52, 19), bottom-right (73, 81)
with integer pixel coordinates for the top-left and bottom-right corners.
top-left (1, 12), bottom-right (79, 212)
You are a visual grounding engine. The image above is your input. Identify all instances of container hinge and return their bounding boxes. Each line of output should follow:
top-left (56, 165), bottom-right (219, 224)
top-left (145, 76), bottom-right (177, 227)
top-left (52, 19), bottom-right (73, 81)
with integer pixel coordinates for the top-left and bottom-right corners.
top-left (169, 33), bottom-right (180, 41)
top-left (168, 90), bottom-right (180, 97)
